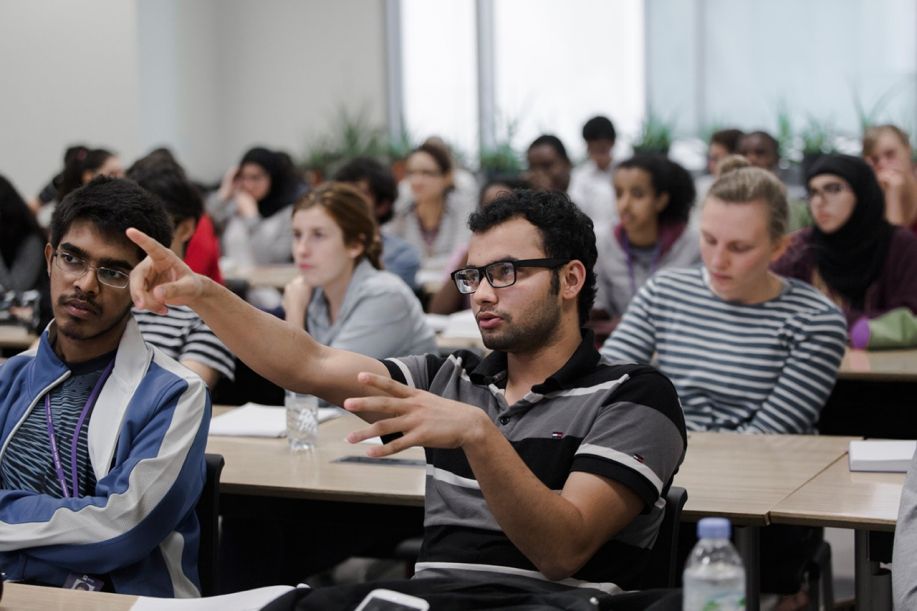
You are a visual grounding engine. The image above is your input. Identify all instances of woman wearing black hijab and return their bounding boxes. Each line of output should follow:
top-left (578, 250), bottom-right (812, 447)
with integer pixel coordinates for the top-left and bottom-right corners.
top-left (773, 154), bottom-right (917, 349)
top-left (210, 147), bottom-right (308, 269)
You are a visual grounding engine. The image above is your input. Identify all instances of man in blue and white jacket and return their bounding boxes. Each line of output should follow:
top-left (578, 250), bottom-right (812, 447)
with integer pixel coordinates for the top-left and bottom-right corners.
top-left (0, 177), bottom-right (210, 597)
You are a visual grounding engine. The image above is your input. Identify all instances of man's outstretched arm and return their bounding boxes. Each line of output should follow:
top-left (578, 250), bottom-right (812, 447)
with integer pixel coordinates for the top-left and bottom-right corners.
top-left (126, 228), bottom-right (389, 410)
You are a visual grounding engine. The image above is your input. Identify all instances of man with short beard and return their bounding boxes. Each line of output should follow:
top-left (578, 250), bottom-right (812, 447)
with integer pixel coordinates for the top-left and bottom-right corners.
top-left (0, 177), bottom-right (209, 597)
top-left (129, 189), bottom-right (685, 608)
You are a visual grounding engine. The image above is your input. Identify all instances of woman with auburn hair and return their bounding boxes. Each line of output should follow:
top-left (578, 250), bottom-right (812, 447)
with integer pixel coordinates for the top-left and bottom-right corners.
top-left (283, 182), bottom-right (435, 358)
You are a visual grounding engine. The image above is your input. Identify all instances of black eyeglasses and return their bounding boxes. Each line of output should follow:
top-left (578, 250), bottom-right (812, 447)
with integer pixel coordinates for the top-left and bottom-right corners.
top-left (52, 251), bottom-right (131, 289)
top-left (805, 181), bottom-right (850, 203)
top-left (451, 258), bottom-right (570, 294)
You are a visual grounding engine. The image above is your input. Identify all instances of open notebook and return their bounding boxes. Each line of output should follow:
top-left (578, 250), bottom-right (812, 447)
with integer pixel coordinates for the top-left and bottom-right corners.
top-left (209, 403), bottom-right (342, 437)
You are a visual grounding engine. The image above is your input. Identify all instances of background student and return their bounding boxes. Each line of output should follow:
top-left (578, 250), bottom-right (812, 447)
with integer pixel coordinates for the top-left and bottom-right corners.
top-left (282, 182), bottom-right (436, 358)
top-left (862, 124), bottom-right (917, 230)
top-left (568, 115), bottom-right (617, 228)
top-left (333, 157), bottom-right (421, 289)
top-left (524, 134), bottom-right (572, 194)
top-left (593, 155), bottom-right (700, 330)
top-left (385, 143), bottom-right (473, 273)
top-left (773, 154), bottom-right (917, 349)
top-left (127, 155), bottom-right (236, 389)
top-left (601, 164), bottom-right (847, 434)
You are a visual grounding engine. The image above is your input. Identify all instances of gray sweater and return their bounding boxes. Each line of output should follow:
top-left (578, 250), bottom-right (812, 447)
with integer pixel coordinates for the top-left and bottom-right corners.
top-left (307, 259), bottom-right (437, 358)
top-left (894, 448), bottom-right (917, 609)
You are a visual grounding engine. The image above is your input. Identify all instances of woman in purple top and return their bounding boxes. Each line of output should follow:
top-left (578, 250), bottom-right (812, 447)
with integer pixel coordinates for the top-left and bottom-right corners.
top-left (772, 154), bottom-right (917, 349)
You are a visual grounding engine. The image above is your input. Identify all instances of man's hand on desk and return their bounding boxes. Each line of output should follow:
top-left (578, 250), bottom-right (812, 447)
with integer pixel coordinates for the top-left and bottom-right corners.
top-left (344, 372), bottom-right (489, 457)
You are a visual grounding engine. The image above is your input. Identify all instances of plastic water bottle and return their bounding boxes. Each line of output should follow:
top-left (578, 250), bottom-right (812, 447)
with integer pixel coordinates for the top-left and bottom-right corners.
top-left (683, 517), bottom-right (745, 611)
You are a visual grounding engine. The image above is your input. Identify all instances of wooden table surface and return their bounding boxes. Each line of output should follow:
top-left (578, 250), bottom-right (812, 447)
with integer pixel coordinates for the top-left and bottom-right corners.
top-left (769, 455), bottom-right (905, 531)
top-left (206, 410), bottom-right (426, 506)
top-left (838, 348), bottom-right (917, 382)
top-left (0, 583), bottom-right (136, 611)
top-left (674, 432), bottom-right (857, 526)
top-left (0, 325), bottom-right (36, 350)
top-left (223, 264), bottom-right (298, 289)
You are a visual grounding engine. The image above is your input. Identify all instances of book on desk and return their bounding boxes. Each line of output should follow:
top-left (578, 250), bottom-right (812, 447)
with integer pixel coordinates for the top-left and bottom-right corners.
top-left (848, 439), bottom-right (917, 472)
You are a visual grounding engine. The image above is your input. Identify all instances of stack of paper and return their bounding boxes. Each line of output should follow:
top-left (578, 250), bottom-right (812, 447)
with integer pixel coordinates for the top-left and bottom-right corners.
top-left (209, 403), bottom-right (342, 437)
top-left (848, 440), bottom-right (917, 473)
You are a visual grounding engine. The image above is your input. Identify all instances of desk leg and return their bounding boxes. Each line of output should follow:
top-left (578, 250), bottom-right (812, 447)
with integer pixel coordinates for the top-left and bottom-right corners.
top-left (734, 526), bottom-right (760, 611)
top-left (855, 530), bottom-right (892, 611)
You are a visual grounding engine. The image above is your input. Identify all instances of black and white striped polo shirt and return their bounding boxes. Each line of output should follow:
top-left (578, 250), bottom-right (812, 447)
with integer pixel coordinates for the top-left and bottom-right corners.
top-left (382, 332), bottom-right (686, 593)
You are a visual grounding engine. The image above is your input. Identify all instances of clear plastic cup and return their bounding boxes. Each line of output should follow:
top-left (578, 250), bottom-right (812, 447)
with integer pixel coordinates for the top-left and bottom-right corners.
top-left (284, 390), bottom-right (319, 451)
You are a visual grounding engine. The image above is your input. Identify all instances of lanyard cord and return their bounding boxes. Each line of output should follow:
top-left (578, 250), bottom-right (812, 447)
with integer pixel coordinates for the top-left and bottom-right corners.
top-left (44, 358), bottom-right (115, 498)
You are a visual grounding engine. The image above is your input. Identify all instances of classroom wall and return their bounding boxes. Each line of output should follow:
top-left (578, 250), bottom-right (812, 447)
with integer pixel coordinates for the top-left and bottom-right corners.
top-left (0, 0), bottom-right (389, 196)
top-left (0, 0), bottom-right (142, 197)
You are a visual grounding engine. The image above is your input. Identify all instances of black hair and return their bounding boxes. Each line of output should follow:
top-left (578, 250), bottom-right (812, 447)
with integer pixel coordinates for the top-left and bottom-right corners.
top-left (478, 175), bottom-right (532, 207)
top-left (742, 131), bottom-right (779, 155)
top-left (0, 174), bottom-right (44, 269)
top-left (468, 189), bottom-right (596, 325)
top-left (333, 157), bottom-right (398, 222)
top-left (239, 146), bottom-right (304, 218)
top-left (127, 157), bottom-right (204, 225)
top-left (527, 135), bottom-right (571, 164)
top-left (582, 116), bottom-right (617, 143)
top-left (616, 155), bottom-right (696, 225)
top-left (50, 176), bottom-right (173, 262)
top-left (57, 147), bottom-right (115, 202)
top-left (710, 128), bottom-right (744, 152)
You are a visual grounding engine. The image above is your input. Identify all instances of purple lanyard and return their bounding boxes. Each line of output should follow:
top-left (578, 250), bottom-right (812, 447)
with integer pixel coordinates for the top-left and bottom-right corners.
top-left (43, 359), bottom-right (115, 498)
top-left (622, 233), bottom-right (662, 296)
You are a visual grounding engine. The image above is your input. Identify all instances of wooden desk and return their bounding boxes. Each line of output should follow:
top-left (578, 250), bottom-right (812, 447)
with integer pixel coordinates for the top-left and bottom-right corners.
top-left (0, 325), bottom-right (36, 350)
top-left (675, 432), bottom-right (855, 526)
top-left (0, 582), bottom-right (136, 610)
top-left (770, 457), bottom-right (904, 611)
top-left (838, 348), bottom-right (917, 382)
top-left (223, 264), bottom-right (298, 290)
top-left (206, 411), bottom-right (425, 507)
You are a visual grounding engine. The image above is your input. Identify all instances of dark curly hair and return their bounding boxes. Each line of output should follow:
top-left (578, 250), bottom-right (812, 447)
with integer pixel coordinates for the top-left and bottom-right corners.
top-left (50, 176), bottom-right (174, 262)
top-left (468, 189), bottom-right (596, 326)
top-left (616, 155), bottom-right (696, 225)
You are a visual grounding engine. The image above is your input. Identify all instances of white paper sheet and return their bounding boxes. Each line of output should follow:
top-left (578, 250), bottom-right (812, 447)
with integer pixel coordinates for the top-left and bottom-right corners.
top-left (209, 403), bottom-right (342, 437)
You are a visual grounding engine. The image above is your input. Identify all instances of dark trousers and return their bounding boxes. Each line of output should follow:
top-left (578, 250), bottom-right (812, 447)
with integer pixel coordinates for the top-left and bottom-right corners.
top-left (262, 577), bottom-right (683, 611)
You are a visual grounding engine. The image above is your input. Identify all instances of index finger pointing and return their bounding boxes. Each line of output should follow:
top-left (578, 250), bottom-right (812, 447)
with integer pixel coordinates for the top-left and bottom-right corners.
top-left (126, 227), bottom-right (172, 262)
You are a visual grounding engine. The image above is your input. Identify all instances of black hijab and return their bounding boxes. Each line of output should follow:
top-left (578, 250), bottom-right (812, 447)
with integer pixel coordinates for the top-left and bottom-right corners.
top-left (806, 154), bottom-right (893, 309)
top-left (239, 147), bottom-right (303, 218)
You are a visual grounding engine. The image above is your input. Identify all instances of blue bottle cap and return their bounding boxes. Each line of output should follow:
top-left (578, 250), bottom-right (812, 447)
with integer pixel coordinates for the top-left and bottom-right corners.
top-left (697, 517), bottom-right (731, 539)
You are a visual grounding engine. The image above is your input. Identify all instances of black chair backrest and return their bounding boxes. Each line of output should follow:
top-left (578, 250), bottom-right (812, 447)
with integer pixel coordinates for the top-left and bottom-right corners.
top-left (638, 485), bottom-right (688, 589)
top-left (196, 453), bottom-right (224, 597)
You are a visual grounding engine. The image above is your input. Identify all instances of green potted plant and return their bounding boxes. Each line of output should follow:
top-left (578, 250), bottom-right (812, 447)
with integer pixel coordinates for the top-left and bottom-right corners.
top-left (632, 109), bottom-right (674, 155)
top-left (799, 116), bottom-right (836, 176)
top-left (478, 116), bottom-right (523, 179)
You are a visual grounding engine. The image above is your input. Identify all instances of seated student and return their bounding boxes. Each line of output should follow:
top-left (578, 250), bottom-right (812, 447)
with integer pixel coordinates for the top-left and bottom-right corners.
top-left (593, 156), bottom-right (701, 328)
top-left (139, 147), bottom-right (225, 285)
top-left (127, 157), bottom-right (236, 389)
top-left (772, 154), bottom-right (917, 349)
top-left (894, 447), bottom-right (917, 609)
top-left (568, 116), bottom-right (617, 228)
top-left (333, 157), bottom-right (421, 289)
top-left (128, 189), bottom-right (686, 608)
top-left (738, 130), bottom-right (810, 232)
top-left (602, 165), bottom-right (847, 433)
top-left (27, 145), bottom-right (88, 216)
top-left (386, 144), bottom-right (473, 272)
top-left (694, 129), bottom-right (744, 207)
top-left (283, 182), bottom-right (436, 358)
top-left (525, 134), bottom-right (573, 194)
top-left (862, 124), bottom-right (917, 230)
top-left (0, 177), bottom-right (209, 597)
top-left (35, 148), bottom-right (125, 229)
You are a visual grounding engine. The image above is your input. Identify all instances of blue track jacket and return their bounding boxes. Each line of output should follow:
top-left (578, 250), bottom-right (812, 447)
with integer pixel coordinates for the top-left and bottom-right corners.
top-left (0, 318), bottom-right (210, 597)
